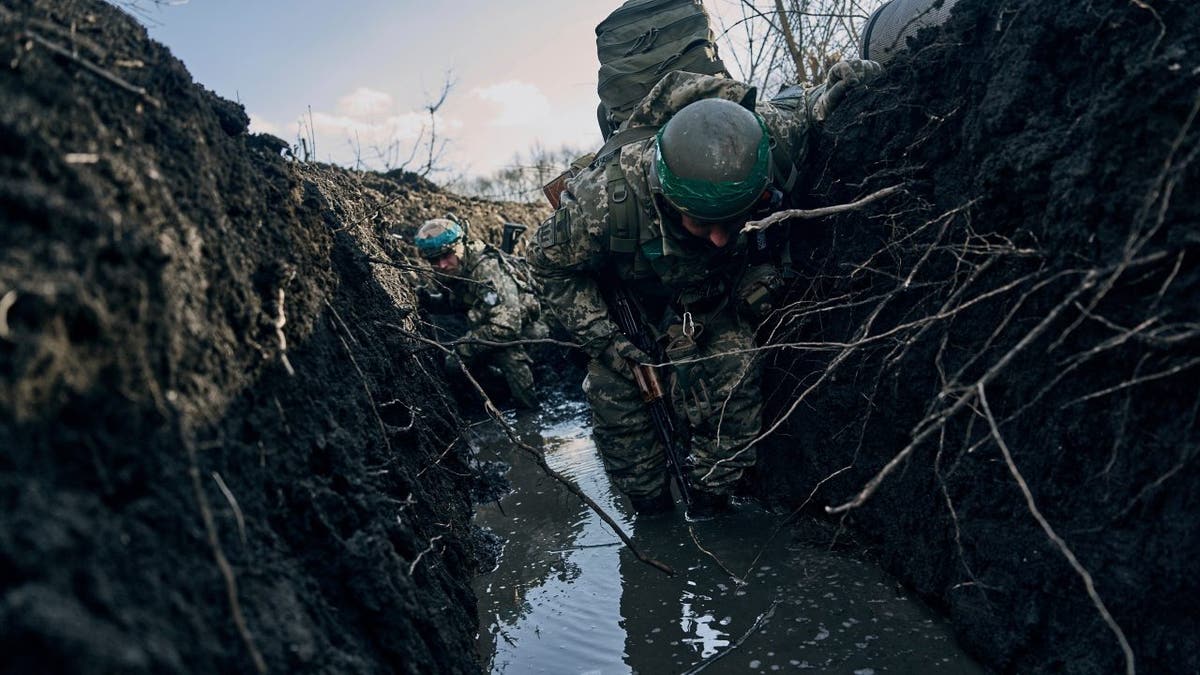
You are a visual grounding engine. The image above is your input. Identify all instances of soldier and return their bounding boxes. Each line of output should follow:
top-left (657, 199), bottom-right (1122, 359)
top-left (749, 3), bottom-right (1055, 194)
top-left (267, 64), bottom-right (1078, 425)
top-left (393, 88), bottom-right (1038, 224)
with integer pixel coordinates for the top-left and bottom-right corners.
top-left (528, 62), bottom-right (880, 518)
top-left (415, 217), bottom-right (545, 409)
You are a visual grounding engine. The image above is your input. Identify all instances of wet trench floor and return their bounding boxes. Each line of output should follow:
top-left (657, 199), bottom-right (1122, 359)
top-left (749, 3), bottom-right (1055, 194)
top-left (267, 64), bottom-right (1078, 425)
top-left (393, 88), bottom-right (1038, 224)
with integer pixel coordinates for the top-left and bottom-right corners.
top-left (471, 399), bottom-right (986, 675)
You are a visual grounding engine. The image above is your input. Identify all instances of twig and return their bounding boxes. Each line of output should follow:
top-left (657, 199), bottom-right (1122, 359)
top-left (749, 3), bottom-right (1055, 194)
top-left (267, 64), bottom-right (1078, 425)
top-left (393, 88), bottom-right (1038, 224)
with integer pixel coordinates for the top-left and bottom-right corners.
top-left (739, 465), bottom-right (853, 585)
top-left (368, 257), bottom-right (491, 286)
top-left (333, 332), bottom-right (391, 454)
top-left (978, 384), bottom-right (1135, 675)
top-left (681, 599), bottom-right (779, 675)
top-left (323, 298), bottom-right (360, 347)
top-left (774, 0), bottom-right (807, 81)
top-left (274, 288), bottom-right (295, 376)
top-left (23, 31), bottom-right (163, 108)
top-left (379, 323), bottom-right (581, 351)
top-left (416, 436), bottom-right (461, 477)
top-left (444, 334), bottom-right (583, 351)
top-left (211, 471), bottom-right (247, 547)
top-left (405, 331), bottom-right (674, 576)
top-left (183, 435), bottom-right (266, 674)
top-left (548, 542), bottom-right (622, 553)
top-left (741, 184), bottom-right (904, 233)
top-left (408, 534), bottom-right (445, 576)
top-left (827, 270), bottom-right (1099, 515)
top-left (379, 398), bottom-right (417, 432)
top-left (1067, 355), bottom-right (1200, 405)
top-left (0, 290), bottom-right (16, 341)
top-left (688, 525), bottom-right (745, 585)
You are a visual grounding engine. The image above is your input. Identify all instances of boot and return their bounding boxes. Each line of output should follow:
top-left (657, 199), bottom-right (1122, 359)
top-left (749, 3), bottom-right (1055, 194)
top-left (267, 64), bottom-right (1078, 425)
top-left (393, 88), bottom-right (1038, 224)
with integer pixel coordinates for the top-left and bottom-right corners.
top-left (685, 490), bottom-right (731, 521)
top-left (630, 490), bottom-right (675, 516)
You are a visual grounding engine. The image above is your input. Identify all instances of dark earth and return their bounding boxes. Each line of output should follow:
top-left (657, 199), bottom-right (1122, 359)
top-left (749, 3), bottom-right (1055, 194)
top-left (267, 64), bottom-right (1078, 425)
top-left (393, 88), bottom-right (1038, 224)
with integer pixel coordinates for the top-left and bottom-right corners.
top-left (0, 0), bottom-right (1196, 674)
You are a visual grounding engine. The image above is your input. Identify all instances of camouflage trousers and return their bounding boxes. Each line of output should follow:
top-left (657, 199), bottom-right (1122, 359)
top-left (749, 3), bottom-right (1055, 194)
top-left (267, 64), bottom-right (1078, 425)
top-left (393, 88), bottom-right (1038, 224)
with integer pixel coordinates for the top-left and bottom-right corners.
top-left (447, 345), bottom-right (537, 408)
top-left (494, 347), bottom-right (537, 409)
top-left (582, 309), bottom-right (762, 499)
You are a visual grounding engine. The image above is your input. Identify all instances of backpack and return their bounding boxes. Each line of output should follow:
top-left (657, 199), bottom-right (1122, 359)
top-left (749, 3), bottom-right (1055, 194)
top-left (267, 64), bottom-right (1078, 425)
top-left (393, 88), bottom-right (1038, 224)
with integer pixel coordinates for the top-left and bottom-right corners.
top-left (540, 2), bottom-right (799, 269)
top-left (596, 0), bottom-right (728, 138)
top-left (541, 1), bottom-right (727, 209)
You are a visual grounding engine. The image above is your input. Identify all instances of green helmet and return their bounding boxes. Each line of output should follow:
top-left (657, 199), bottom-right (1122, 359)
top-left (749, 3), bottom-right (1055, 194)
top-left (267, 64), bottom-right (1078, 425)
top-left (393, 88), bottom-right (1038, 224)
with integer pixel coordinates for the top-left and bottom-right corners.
top-left (414, 218), bottom-right (464, 259)
top-left (653, 98), bottom-right (772, 222)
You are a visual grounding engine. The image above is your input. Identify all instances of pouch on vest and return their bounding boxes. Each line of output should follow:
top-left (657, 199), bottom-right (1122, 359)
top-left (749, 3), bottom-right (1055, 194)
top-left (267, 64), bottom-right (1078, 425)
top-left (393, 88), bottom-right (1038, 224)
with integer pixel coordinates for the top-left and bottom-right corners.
top-left (542, 152), bottom-right (596, 209)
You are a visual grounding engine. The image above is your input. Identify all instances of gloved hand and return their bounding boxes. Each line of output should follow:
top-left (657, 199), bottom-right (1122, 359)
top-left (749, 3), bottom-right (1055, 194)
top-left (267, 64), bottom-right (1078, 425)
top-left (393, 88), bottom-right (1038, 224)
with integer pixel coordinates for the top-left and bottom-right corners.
top-left (416, 285), bottom-right (443, 308)
top-left (596, 335), bottom-right (653, 380)
top-left (442, 351), bottom-right (463, 377)
top-left (737, 264), bottom-right (783, 322)
top-left (453, 331), bottom-right (482, 362)
top-left (812, 58), bottom-right (883, 122)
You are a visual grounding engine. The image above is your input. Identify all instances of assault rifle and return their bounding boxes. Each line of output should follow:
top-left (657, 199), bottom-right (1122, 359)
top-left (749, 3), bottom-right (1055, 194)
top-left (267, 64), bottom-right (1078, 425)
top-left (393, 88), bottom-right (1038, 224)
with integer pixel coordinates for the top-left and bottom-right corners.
top-left (604, 283), bottom-right (691, 506)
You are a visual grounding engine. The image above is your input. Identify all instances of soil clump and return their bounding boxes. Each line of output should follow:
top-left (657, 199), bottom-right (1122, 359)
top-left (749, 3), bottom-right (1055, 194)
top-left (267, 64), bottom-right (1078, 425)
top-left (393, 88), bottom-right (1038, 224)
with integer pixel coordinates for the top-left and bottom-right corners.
top-left (757, 1), bottom-right (1199, 673)
top-left (0, 1), bottom-right (544, 672)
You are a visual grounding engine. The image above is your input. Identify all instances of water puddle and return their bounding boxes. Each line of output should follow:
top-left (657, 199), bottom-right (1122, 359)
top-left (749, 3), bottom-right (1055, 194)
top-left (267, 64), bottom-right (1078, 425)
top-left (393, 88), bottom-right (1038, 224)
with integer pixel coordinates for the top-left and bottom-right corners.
top-left (472, 399), bottom-right (985, 674)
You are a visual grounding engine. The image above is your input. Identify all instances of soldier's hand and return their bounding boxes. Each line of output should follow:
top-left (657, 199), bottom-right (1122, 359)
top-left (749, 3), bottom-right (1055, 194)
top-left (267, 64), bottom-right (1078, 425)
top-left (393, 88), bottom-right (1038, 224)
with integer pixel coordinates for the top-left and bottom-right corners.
top-left (598, 336), bottom-right (653, 380)
top-left (442, 351), bottom-right (463, 376)
top-left (812, 58), bottom-right (883, 122)
top-left (738, 265), bottom-right (783, 321)
top-left (416, 286), bottom-right (441, 307)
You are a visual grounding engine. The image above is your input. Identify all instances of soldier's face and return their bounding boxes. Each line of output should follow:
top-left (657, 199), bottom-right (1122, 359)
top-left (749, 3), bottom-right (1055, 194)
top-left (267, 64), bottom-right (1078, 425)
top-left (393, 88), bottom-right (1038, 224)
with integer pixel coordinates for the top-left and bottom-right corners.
top-left (680, 214), bottom-right (737, 248)
top-left (433, 252), bottom-right (462, 274)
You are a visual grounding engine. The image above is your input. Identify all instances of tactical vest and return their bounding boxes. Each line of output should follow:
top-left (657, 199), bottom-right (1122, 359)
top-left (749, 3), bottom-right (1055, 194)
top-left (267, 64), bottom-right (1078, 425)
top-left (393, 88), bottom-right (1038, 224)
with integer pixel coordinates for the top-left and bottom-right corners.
top-left (461, 242), bottom-right (542, 322)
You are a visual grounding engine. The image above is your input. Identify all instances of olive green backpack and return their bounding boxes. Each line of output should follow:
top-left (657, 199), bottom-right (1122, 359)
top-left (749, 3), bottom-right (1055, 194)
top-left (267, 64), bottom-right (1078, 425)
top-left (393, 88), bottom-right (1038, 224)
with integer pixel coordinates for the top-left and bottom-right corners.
top-left (595, 0), bottom-right (728, 138)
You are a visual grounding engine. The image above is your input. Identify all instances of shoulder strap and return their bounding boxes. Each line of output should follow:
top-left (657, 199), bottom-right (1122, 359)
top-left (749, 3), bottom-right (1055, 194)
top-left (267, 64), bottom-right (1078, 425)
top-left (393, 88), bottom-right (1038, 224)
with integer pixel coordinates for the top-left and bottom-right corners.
top-left (595, 125), bottom-right (660, 163)
top-left (604, 160), bottom-right (640, 255)
top-left (772, 144), bottom-right (799, 192)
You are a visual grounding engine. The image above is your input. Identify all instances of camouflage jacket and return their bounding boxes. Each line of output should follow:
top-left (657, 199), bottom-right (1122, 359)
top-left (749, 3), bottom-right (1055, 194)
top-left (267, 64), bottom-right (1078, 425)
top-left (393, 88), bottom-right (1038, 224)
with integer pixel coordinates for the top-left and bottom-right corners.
top-left (528, 72), bottom-right (813, 359)
top-left (439, 240), bottom-right (541, 358)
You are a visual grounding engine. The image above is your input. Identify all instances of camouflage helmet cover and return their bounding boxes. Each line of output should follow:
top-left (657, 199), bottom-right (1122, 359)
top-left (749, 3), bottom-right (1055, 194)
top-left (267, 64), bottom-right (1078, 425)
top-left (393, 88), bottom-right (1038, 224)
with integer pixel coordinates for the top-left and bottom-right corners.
top-left (653, 98), bottom-right (771, 222)
top-left (415, 218), bottom-right (465, 259)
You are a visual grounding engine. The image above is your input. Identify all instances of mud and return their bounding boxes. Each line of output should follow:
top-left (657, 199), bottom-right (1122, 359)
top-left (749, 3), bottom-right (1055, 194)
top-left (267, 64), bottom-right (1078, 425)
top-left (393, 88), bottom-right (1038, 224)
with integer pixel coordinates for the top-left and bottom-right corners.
top-left (756, 1), bottom-right (1200, 673)
top-left (0, 1), bottom-right (543, 673)
top-left (2, 0), bottom-right (1197, 673)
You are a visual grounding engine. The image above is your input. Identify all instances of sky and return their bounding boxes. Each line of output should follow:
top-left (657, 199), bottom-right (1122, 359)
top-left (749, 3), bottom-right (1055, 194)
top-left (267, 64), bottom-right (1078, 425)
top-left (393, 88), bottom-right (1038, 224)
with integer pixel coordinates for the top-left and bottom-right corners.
top-left (129, 1), bottom-right (674, 181)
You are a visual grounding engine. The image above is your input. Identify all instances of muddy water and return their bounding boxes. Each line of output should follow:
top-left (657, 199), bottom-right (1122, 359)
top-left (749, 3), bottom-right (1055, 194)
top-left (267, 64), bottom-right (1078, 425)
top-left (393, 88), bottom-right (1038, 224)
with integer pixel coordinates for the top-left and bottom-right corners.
top-left (472, 400), bottom-right (986, 674)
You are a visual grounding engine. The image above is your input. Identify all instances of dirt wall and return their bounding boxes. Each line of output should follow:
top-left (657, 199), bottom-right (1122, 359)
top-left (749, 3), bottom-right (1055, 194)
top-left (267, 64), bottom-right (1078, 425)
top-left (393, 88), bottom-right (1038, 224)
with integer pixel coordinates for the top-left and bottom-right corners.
top-left (758, 1), bottom-right (1199, 673)
top-left (0, 1), bottom-right (543, 672)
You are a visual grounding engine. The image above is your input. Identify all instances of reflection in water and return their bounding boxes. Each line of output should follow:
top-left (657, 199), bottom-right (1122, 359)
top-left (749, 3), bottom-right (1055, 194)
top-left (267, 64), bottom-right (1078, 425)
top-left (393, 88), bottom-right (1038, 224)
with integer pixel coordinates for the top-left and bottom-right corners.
top-left (473, 400), bottom-right (985, 674)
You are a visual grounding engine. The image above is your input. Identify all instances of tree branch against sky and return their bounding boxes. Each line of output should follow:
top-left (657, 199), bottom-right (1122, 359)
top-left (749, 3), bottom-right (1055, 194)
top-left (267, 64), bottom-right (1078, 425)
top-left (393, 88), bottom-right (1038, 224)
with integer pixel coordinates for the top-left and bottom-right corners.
top-left (709, 0), bottom-right (884, 93)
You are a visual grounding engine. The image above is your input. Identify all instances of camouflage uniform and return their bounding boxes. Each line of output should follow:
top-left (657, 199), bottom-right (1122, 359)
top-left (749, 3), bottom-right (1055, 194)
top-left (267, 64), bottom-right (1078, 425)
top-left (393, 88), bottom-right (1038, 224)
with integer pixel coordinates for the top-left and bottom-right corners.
top-left (433, 239), bottom-right (545, 408)
top-left (528, 72), bottom-right (813, 501)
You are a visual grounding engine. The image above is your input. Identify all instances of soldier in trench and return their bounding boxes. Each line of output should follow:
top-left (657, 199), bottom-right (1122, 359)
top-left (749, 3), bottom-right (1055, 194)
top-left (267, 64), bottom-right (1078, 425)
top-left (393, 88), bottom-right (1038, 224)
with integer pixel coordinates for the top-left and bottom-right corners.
top-left (414, 217), bottom-right (546, 409)
top-left (528, 62), bottom-right (880, 519)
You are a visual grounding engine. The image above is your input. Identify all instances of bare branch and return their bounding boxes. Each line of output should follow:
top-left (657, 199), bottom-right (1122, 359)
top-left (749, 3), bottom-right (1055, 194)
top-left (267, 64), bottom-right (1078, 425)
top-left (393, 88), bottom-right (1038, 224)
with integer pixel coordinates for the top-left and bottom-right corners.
top-left (401, 330), bottom-right (675, 576)
top-left (741, 184), bottom-right (905, 232)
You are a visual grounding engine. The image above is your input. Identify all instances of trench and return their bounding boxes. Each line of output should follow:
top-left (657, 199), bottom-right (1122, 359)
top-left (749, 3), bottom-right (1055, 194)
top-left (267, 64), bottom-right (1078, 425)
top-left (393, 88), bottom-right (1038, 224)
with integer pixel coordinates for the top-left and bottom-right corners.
top-left (471, 399), bottom-right (987, 674)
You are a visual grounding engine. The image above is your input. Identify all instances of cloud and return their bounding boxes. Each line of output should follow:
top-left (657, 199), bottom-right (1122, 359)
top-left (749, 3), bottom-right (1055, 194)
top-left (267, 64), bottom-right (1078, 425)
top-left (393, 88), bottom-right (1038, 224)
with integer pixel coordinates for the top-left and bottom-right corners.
top-left (247, 113), bottom-right (281, 136)
top-left (473, 80), bottom-right (553, 127)
top-left (297, 95), bottom-right (463, 169)
top-left (310, 110), bottom-right (426, 140)
top-left (337, 87), bottom-right (395, 119)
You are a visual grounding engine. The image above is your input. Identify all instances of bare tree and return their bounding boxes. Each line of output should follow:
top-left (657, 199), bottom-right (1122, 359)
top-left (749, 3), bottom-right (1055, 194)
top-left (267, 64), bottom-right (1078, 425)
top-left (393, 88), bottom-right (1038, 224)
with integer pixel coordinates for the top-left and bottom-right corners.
top-left (711, 0), bottom-right (885, 93)
top-left (458, 143), bottom-right (588, 203)
top-left (417, 74), bottom-right (456, 178)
